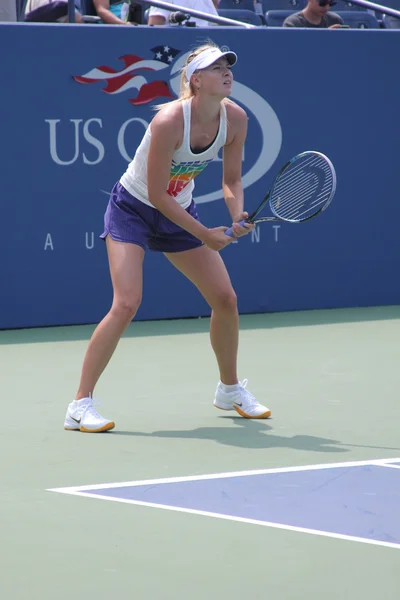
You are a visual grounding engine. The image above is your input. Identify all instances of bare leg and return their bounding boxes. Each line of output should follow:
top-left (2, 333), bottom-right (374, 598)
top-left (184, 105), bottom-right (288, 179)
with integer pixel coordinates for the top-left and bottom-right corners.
top-left (75, 238), bottom-right (145, 399)
top-left (165, 245), bottom-right (238, 385)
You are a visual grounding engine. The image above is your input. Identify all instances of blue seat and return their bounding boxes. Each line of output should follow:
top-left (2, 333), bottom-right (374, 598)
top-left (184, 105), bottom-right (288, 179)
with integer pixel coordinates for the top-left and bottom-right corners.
top-left (333, 0), bottom-right (366, 11)
top-left (337, 10), bottom-right (380, 26)
top-left (218, 8), bottom-right (265, 23)
top-left (262, 0), bottom-right (305, 12)
top-left (218, 0), bottom-right (256, 11)
top-left (382, 14), bottom-right (400, 26)
top-left (265, 9), bottom-right (296, 24)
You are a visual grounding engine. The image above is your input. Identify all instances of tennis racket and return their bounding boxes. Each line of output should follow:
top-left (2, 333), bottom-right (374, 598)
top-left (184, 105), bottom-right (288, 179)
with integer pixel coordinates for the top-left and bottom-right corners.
top-left (225, 151), bottom-right (337, 237)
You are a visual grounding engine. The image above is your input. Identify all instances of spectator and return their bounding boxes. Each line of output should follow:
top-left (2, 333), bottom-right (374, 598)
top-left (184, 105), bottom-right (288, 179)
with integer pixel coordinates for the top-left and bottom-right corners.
top-left (24, 0), bottom-right (82, 21)
top-left (92, 0), bottom-right (142, 24)
top-left (148, 0), bottom-right (219, 27)
top-left (283, 0), bottom-right (344, 28)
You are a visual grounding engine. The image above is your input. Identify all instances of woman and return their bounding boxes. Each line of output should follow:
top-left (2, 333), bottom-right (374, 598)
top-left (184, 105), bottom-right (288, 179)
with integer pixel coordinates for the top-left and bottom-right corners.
top-left (92, 0), bottom-right (135, 24)
top-left (64, 43), bottom-right (271, 433)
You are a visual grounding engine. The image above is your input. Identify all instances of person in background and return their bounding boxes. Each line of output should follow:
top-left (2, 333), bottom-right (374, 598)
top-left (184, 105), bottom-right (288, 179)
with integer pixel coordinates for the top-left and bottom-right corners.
top-left (92, 0), bottom-right (141, 24)
top-left (283, 0), bottom-right (344, 28)
top-left (148, 0), bottom-right (219, 27)
top-left (24, 0), bottom-right (82, 22)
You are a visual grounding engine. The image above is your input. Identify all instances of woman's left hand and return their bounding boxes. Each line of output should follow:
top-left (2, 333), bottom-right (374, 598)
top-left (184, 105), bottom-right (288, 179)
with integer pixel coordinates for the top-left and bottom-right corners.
top-left (230, 212), bottom-right (255, 238)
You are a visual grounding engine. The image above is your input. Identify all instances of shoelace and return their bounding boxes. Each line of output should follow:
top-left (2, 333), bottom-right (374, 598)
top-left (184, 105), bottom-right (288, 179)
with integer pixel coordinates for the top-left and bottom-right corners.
top-left (82, 398), bottom-right (103, 419)
top-left (239, 379), bottom-right (257, 405)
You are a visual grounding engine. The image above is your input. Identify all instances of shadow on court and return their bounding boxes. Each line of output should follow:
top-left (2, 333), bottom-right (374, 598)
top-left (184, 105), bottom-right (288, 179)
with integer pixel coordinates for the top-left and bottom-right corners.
top-left (108, 418), bottom-right (349, 453)
top-left (1, 305), bottom-right (399, 345)
top-left (108, 418), bottom-right (400, 454)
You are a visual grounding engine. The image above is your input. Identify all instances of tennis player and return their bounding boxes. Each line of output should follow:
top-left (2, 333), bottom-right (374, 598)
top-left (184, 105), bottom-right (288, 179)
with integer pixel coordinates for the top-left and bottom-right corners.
top-left (64, 43), bottom-right (272, 433)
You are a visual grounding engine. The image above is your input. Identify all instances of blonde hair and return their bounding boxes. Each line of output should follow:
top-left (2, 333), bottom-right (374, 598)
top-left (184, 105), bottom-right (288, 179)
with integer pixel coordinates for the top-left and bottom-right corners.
top-left (154, 41), bottom-right (223, 112)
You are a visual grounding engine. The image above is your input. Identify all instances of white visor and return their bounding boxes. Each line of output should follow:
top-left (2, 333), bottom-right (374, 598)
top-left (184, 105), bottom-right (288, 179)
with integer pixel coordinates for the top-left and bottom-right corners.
top-left (185, 48), bottom-right (237, 82)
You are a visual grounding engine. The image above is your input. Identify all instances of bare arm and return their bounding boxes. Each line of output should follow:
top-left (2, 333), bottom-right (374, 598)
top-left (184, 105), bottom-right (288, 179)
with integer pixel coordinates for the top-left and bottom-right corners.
top-left (222, 104), bottom-right (248, 222)
top-left (92, 0), bottom-right (127, 24)
top-left (222, 104), bottom-right (254, 238)
top-left (148, 14), bottom-right (167, 25)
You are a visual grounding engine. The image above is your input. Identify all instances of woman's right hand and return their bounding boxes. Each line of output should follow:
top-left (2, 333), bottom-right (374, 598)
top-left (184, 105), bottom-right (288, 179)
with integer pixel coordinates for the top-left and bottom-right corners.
top-left (201, 227), bottom-right (233, 252)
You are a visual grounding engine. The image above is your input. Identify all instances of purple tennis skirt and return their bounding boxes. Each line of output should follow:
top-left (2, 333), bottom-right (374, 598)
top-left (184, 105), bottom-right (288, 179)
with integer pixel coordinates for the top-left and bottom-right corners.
top-left (100, 182), bottom-right (203, 253)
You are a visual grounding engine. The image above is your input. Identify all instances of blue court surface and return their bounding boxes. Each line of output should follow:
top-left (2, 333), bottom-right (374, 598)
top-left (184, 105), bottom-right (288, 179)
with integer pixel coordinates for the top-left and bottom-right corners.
top-left (49, 457), bottom-right (400, 550)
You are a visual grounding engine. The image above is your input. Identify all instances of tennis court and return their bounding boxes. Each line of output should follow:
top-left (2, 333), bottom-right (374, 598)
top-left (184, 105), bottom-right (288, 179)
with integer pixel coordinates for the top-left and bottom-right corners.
top-left (1, 305), bottom-right (400, 599)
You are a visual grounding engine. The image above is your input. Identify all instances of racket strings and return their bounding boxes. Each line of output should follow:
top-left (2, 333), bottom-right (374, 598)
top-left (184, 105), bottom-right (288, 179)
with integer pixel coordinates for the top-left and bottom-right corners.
top-left (277, 154), bottom-right (320, 179)
top-left (270, 156), bottom-right (334, 221)
top-left (275, 180), bottom-right (320, 218)
top-left (272, 158), bottom-right (326, 201)
top-left (278, 174), bottom-right (332, 218)
top-left (273, 156), bottom-right (329, 191)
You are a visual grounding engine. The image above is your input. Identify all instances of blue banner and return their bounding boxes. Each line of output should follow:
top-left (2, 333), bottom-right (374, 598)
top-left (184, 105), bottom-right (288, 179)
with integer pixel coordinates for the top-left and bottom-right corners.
top-left (1, 24), bottom-right (399, 328)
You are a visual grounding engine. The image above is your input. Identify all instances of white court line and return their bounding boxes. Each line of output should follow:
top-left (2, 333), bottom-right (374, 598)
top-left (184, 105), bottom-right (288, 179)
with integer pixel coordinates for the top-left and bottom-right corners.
top-left (47, 456), bottom-right (400, 494)
top-left (47, 457), bottom-right (400, 551)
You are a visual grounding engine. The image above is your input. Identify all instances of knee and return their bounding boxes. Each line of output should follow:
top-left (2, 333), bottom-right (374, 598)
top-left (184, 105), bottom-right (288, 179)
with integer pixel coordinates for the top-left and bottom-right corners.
top-left (111, 294), bottom-right (142, 321)
top-left (211, 288), bottom-right (238, 313)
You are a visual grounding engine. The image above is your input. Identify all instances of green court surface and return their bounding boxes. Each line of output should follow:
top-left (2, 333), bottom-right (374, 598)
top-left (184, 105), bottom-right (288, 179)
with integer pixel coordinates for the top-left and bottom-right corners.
top-left (1, 306), bottom-right (400, 600)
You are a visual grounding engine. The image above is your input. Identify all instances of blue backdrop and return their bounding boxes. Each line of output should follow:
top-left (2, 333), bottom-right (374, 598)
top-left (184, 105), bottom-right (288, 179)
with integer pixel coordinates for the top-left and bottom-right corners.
top-left (1, 24), bottom-right (399, 329)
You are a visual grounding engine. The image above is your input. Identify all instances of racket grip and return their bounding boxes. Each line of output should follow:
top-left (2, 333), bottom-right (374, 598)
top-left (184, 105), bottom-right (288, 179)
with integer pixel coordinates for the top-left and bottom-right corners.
top-left (225, 220), bottom-right (246, 237)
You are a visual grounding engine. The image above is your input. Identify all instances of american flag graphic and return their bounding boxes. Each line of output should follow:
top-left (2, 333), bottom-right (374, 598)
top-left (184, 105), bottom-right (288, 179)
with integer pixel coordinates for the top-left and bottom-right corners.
top-left (73, 46), bottom-right (181, 106)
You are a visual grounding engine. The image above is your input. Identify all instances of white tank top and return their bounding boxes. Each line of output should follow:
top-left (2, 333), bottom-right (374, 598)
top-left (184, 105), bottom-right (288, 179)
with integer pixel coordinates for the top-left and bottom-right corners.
top-left (120, 98), bottom-right (227, 209)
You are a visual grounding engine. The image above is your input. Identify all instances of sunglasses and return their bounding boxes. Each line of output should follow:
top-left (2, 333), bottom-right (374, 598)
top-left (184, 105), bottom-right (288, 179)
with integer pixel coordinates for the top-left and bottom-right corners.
top-left (318, 0), bottom-right (337, 5)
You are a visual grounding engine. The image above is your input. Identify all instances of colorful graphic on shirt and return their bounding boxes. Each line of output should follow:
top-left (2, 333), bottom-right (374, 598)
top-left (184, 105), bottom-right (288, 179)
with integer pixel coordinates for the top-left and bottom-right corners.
top-left (167, 158), bottom-right (213, 197)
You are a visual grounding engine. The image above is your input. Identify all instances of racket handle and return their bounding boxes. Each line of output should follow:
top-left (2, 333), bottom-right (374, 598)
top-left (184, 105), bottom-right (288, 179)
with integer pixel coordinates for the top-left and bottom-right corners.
top-left (225, 220), bottom-right (246, 237)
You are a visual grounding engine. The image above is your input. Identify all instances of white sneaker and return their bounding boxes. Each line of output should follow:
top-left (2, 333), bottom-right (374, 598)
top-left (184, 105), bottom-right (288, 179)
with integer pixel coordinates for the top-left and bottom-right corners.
top-left (64, 397), bottom-right (115, 433)
top-left (213, 379), bottom-right (271, 419)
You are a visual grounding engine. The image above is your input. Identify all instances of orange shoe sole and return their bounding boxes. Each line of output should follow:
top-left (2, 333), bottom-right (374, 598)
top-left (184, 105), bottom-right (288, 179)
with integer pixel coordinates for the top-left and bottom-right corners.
top-left (65, 422), bottom-right (115, 433)
top-left (233, 406), bottom-right (271, 419)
